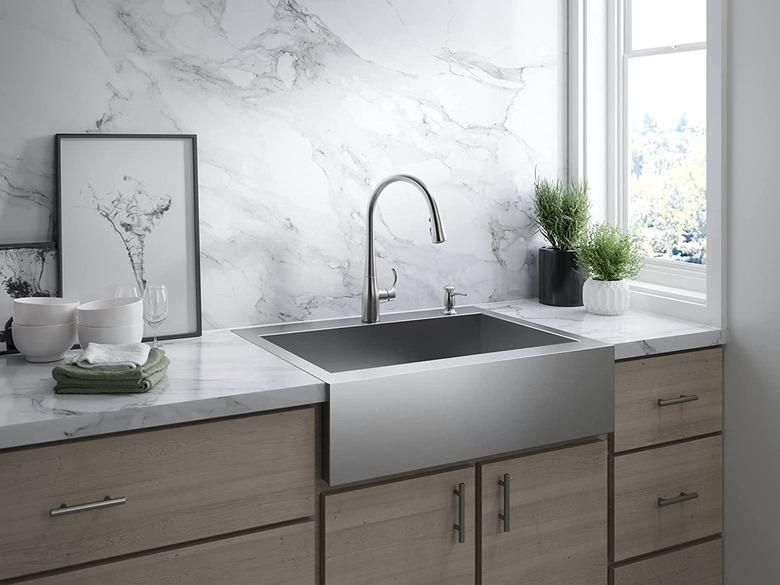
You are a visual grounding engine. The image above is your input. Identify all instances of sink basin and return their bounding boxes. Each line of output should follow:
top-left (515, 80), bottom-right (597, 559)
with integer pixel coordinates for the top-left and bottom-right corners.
top-left (261, 312), bottom-right (572, 373)
top-left (235, 307), bottom-right (614, 486)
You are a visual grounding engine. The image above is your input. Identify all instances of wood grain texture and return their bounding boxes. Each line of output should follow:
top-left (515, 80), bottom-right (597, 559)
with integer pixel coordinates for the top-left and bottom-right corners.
top-left (612, 436), bottom-right (722, 562)
top-left (0, 408), bottom-right (315, 580)
top-left (610, 538), bottom-right (722, 585)
top-left (324, 468), bottom-right (475, 585)
top-left (614, 348), bottom-right (722, 452)
top-left (481, 441), bottom-right (608, 585)
top-left (21, 521), bottom-right (315, 585)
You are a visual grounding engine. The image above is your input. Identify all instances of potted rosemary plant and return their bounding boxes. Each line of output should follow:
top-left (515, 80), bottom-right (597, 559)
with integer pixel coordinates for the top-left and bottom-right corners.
top-left (532, 179), bottom-right (589, 306)
top-left (576, 223), bottom-right (644, 315)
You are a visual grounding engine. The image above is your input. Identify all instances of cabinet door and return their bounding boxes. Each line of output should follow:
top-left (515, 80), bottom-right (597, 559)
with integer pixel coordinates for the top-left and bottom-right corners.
top-left (481, 440), bottom-right (607, 585)
top-left (324, 468), bottom-right (475, 585)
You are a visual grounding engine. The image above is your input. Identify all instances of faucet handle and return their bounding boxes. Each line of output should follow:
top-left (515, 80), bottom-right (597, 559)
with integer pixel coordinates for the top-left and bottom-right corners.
top-left (379, 268), bottom-right (398, 303)
top-left (443, 285), bottom-right (467, 315)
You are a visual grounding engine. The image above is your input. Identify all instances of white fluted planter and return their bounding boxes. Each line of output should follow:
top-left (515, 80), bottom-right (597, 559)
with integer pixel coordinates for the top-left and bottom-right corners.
top-left (582, 278), bottom-right (630, 316)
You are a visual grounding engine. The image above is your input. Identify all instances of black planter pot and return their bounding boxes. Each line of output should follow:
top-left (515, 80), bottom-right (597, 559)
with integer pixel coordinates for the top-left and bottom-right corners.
top-left (538, 247), bottom-right (585, 307)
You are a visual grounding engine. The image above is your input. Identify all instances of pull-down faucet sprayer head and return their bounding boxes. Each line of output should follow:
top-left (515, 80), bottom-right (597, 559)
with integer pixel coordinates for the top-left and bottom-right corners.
top-left (427, 200), bottom-right (447, 245)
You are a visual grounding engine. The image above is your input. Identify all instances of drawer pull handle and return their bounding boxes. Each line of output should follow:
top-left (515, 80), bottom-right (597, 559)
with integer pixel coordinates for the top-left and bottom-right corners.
top-left (453, 482), bottom-right (466, 544)
top-left (657, 491), bottom-right (699, 507)
top-left (657, 394), bottom-right (699, 407)
top-left (498, 473), bottom-right (511, 532)
top-left (50, 495), bottom-right (127, 517)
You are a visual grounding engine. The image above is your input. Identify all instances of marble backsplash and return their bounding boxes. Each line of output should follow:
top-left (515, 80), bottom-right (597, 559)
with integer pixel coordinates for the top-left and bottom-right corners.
top-left (0, 0), bottom-right (567, 329)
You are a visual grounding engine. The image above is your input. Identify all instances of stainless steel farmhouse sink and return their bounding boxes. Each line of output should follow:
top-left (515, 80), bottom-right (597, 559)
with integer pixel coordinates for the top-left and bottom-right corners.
top-left (235, 307), bottom-right (614, 486)
top-left (260, 312), bottom-right (572, 373)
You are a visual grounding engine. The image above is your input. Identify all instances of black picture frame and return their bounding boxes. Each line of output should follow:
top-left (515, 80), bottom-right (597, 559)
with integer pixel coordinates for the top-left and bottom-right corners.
top-left (55, 134), bottom-right (202, 341)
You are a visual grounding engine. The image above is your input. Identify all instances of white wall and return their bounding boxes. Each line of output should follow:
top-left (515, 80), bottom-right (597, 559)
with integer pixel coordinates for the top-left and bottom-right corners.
top-left (0, 0), bottom-right (567, 329)
top-left (724, 1), bottom-right (780, 582)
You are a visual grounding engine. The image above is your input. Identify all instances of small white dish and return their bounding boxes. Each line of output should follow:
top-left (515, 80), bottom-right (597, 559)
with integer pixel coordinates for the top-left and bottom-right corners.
top-left (78, 321), bottom-right (144, 346)
top-left (13, 297), bottom-right (79, 326)
top-left (78, 297), bottom-right (143, 327)
top-left (12, 321), bottom-right (78, 362)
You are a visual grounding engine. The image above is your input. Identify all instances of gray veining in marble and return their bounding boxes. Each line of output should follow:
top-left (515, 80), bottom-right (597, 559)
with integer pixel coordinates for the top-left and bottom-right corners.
top-left (0, 329), bottom-right (325, 449)
top-left (0, 0), bottom-right (567, 328)
top-left (482, 299), bottom-right (725, 360)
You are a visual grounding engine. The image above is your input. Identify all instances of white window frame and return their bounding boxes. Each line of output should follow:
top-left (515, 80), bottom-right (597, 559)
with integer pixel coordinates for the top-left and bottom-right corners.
top-left (615, 0), bottom-right (707, 294)
top-left (570, 0), bottom-right (725, 326)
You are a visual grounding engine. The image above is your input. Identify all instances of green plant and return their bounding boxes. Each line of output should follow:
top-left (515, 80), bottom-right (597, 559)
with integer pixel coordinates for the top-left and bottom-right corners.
top-left (576, 223), bottom-right (644, 281)
top-left (532, 179), bottom-right (590, 251)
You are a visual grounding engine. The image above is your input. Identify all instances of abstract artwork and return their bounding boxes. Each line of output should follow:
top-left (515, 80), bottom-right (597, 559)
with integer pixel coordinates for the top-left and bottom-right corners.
top-left (56, 135), bottom-right (201, 340)
top-left (0, 244), bottom-right (57, 353)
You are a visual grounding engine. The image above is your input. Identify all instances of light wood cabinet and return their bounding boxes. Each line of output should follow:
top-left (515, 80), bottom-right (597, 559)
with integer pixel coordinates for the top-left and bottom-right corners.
top-left (2, 345), bottom-right (726, 584)
top-left (323, 440), bottom-right (608, 585)
top-left (612, 435), bottom-right (722, 562)
top-left (0, 407), bottom-right (315, 581)
top-left (610, 347), bottom-right (723, 582)
top-left (610, 537), bottom-right (722, 585)
top-left (614, 348), bottom-right (722, 453)
top-left (20, 521), bottom-right (315, 585)
top-left (324, 468), bottom-right (476, 585)
top-left (481, 441), bottom-right (608, 585)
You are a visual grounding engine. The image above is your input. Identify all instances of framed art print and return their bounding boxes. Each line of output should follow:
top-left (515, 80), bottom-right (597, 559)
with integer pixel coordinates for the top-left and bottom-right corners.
top-left (56, 134), bottom-right (202, 340)
top-left (0, 243), bottom-right (58, 354)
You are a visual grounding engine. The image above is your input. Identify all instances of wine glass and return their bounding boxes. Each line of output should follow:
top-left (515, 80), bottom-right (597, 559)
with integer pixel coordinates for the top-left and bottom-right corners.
top-left (143, 284), bottom-right (168, 348)
top-left (114, 285), bottom-right (140, 299)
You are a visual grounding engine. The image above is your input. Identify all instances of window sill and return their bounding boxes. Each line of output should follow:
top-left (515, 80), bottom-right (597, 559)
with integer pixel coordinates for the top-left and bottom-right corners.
top-left (629, 279), bottom-right (709, 323)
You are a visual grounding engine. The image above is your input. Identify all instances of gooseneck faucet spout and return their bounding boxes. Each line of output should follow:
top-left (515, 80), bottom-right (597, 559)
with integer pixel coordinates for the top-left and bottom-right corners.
top-left (362, 174), bottom-right (446, 323)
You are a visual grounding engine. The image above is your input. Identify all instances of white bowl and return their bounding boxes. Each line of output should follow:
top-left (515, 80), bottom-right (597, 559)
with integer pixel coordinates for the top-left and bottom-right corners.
top-left (13, 297), bottom-right (79, 326)
top-left (12, 321), bottom-right (78, 362)
top-left (78, 297), bottom-right (143, 327)
top-left (78, 322), bottom-right (144, 346)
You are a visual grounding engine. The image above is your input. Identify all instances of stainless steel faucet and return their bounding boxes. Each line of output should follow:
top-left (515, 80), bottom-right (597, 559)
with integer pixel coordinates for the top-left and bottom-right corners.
top-left (362, 174), bottom-right (446, 323)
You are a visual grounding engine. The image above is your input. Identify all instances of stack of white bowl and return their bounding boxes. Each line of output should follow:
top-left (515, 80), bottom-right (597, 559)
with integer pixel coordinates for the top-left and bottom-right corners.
top-left (12, 298), bottom-right (79, 362)
top-left (77, 298), bottom-right (144, 346)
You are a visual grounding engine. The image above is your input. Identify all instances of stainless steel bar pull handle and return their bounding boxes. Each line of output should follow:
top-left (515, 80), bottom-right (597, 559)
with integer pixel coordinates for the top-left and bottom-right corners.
top-left (657, 394), bottom-right (700, 407)
top-left (50, 495), bottom-right (127, 517)
top-left (453, 482), bottom-right (466, 544)
top-left (498, 473), bottom-right (511, 532)
top-left (657, 491), bottom-right (699, 507)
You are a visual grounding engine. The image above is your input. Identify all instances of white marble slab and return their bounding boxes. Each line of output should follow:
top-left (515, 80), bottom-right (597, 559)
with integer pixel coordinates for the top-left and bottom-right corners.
top-left (0, 0), bottom-right (567, 328)
top-left (0, 330), bottom-right (325, 450)
top-left (482, 299), bottom-right (724, 360)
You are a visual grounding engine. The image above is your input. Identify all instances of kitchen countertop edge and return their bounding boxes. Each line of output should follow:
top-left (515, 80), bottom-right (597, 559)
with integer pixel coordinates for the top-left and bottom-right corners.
top-left (0, 299), bottom-right (723, 450)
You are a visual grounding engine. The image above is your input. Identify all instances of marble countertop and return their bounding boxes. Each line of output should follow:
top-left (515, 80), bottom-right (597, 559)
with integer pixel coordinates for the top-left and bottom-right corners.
top-left (0, 300), bottom-right (723, 450)
top-left (0, 330), bottom-right (326, 450)
top-left (484, 299), bottom-right (724, 360)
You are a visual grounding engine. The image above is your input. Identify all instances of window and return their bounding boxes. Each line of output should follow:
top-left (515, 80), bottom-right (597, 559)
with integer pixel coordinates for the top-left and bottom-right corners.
top-left (573, 0), bottom-right (723, 323)
top-left (617, 0), bottom-right (707, 287)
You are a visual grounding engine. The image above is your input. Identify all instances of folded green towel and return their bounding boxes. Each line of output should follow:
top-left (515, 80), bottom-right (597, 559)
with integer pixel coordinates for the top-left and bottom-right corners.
top-left (53, 348), bottom-right (170, 394)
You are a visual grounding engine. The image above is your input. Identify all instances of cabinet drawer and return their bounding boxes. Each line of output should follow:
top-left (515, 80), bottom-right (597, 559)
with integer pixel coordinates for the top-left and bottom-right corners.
top-left (22, 521), bottom-right (315, 585)
top-left (615, 348), bottom-right (722, 452)
top-left (612, 436), bottom-right (722, 562)
top-left (610, 537), bottom-right (721, 585)
top-left (0, 408), bottom-right (314, 580)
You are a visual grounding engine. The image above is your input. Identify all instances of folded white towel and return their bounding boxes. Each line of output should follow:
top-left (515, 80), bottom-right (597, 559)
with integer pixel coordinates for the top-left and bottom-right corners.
top-left (72, 342), bottom-right (151, 371)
